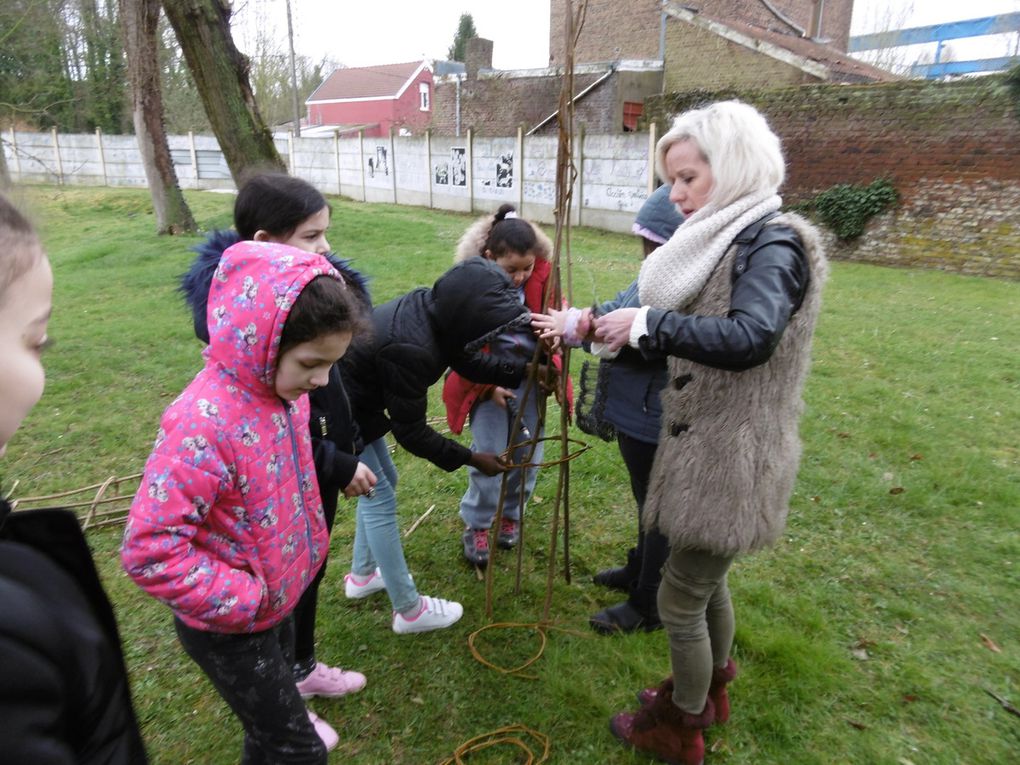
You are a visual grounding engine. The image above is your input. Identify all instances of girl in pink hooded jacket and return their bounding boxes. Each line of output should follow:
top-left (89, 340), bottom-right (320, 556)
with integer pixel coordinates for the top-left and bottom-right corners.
top-left (122, 241), bottom-right (367, 764)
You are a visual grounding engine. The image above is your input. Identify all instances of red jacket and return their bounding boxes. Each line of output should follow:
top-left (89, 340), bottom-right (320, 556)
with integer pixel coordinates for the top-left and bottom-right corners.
top-left (443, 258), bottom-right (573, 434)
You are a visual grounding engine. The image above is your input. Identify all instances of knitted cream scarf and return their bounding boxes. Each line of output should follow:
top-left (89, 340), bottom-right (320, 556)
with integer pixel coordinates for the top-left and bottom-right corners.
top-left (638, 190), bottom-right (781, 310)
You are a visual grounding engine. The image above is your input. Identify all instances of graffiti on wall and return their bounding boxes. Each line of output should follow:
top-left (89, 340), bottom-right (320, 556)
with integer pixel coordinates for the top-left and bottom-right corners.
top-left (367, 146), bottom-right (388, 178)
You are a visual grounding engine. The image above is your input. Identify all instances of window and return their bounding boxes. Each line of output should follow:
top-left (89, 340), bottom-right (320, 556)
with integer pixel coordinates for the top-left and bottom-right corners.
top-left (419, 82), bottom-right (430, 112)
top-left (623, 101), bottom-right (643, 132)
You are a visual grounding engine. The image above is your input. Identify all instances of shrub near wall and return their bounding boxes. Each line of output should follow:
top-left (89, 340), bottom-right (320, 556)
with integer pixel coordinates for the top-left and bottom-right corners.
top-left (645, 73), bottom-right (1020, 279)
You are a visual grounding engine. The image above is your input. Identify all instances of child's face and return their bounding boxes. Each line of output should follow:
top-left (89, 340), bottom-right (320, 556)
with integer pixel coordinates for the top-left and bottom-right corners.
top-left (260, 205), bottom-right (331, 255)
top-left (488, 249), bottom-right (536, 289)
top-left (274, 330), bottom-right (352, 401)
top-left (0, 252), bottom-right (53, 457)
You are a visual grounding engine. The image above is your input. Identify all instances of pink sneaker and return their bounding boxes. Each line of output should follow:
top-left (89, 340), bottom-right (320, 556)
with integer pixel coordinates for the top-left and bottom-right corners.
top-left (307, 710), bottom-right (339, 751)
top-left (296, 661), bottom-right (367, 699)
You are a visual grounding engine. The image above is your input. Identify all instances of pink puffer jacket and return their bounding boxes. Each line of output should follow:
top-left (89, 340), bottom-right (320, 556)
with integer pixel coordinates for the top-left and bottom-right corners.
top-left (122, 242), bottom-right (336, 633)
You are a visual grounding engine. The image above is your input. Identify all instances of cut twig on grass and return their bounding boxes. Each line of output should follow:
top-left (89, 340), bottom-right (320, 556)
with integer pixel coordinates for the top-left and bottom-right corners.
top-left (403, 503), bottom-right (435, 538)
top-left (438, 723), bottom-right (550, 764)
top-left (984, 688), bottom-right (1020, 719)
top-left (10, 472), bottom-right (143, 530)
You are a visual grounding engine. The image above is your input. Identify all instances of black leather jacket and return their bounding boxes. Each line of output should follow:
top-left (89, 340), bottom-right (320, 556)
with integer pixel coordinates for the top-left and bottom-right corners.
top-left (639, 220), bottom-right (809, 371)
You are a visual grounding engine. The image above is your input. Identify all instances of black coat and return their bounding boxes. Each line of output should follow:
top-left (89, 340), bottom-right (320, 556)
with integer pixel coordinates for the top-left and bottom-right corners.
top-left (0, 501), bottom-right (147, 764)
top-left (343, 257), bottom-right (530, 471)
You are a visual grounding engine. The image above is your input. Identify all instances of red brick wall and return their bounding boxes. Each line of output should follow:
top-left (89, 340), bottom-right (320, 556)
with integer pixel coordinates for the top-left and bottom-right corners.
top-left (644, 75), bottom-right (1020, 278)
top-left (549, 0), bottom-right (854, 64)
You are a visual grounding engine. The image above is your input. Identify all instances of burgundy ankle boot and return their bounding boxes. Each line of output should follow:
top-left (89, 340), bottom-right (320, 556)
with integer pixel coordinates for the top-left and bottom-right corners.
top-left (610, 678), bottom-right (715, 765)
top-left (637, 659), bottom-right (738, 725)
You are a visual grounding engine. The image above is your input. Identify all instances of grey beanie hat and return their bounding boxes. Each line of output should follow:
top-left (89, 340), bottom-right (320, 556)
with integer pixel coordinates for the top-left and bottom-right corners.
top-left (633, 183), bottom-right (685, 244)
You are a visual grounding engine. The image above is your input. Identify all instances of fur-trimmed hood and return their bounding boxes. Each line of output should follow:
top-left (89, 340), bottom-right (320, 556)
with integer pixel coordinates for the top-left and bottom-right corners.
top-left (454, 213), bottom-right (553, 263)
top-left (181, 229), bottom-right (371, 344)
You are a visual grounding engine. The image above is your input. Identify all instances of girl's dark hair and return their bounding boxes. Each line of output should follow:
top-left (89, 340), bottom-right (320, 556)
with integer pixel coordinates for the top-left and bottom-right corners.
top-left (234, 172), bottom-right (330, 240)
top-left (484, 203), bottom-right (541, 259)
top-left (0, 194), bottom-right (44, 306)
top-left (279, 275), bottom-right (371, 356)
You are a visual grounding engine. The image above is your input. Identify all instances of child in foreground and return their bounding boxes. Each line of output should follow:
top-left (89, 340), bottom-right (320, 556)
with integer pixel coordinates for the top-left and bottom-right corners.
top-left (0, 193), bottom-right (148, 763)
top-left (123, 241), bottom-right (365, 762)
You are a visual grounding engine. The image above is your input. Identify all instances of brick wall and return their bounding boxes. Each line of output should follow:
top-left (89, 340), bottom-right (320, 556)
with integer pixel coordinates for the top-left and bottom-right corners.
top-left (644, 74), bottom-right (1020, 279)
top-left (549, 0), bottom-right (854, 64)
top-left (663, 20), bottom-right (818, 92)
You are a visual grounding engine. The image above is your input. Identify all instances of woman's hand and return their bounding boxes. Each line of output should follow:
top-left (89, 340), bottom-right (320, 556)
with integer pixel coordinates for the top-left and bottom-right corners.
top-left (593, 307), bottom-right (640, 353)
top-left (342, 461), bottom-right (378, 498)
top-left (490, 386), bottom-right (515, 409)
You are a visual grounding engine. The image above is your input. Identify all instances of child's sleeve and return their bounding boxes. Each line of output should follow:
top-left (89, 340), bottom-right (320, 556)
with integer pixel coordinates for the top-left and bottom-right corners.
top-left (380, 346), bottom-right (474, 471)
top-left (121, 449), bottom-right (266, 632)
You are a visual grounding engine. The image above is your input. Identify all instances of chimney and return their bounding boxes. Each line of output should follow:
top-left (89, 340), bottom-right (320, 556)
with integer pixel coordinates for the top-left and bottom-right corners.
top-left (465, 37), bottom-right (494, 79)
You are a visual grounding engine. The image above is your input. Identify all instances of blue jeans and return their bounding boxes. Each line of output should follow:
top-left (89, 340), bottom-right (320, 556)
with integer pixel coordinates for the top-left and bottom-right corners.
top-left (350, 438), bottom-right (419, 614)
top-left (459, 382), bottom-right (543, 530)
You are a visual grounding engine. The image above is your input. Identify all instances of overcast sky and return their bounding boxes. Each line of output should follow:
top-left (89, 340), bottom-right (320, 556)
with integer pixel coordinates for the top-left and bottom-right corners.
top-left (232, 0), bottom-right (1020, 71)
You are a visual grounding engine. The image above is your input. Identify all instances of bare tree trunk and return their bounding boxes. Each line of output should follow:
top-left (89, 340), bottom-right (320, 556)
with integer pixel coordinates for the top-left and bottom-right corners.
top-left (160, 0), bottom-right (285, 183)
top-left (121, 0), bottom-right (196, 234)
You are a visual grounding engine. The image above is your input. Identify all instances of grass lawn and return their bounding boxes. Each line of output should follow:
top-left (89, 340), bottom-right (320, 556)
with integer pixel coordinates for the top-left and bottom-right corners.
top-left (3, 185), bottom-right (1019, 764)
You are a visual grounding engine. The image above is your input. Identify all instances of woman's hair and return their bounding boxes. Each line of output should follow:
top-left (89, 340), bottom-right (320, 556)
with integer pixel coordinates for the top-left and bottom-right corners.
top-left (483, 204), bottom-right (551, 260)
top-left (0, 194), bottom-right (44, 308)
top-left (234, 172), bottom-right (330, 240)
top-left (279, 275), bottom-right (371, 356)
top-left (655, 101), bottom-right (785, 210)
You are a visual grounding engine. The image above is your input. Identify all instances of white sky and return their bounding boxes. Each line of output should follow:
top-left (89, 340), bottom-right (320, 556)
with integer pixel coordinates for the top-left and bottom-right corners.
top-left (231, 0), bottom-right (1020, 71)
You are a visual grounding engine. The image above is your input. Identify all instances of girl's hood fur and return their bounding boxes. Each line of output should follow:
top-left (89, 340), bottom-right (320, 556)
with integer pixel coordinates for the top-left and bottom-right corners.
top-left (454, 213), bottom-right (553, 263)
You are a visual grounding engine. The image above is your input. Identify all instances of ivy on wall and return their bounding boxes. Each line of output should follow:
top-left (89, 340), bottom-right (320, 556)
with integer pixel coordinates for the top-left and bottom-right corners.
top-left (1007, 64), bottom-right (1020, 120)
top-left (797, 179), bottom-right (898, 240)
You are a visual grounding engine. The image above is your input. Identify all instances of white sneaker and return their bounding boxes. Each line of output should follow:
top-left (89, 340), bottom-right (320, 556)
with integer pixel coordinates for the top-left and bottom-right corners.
top-left (344, 568), bottom-right (386, 599)
top-left (391, 595), bottom-right (464, 634)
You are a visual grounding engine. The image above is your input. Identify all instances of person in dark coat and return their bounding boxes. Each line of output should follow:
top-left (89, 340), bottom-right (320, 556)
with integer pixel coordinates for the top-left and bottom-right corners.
top-left (340, 257), bottom-right (538, 633)
top-left (0, 192), bottom-right (148, 764)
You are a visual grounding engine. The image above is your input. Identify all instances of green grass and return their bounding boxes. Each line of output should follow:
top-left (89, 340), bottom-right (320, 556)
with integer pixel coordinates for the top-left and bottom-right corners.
top-left (4, 185), bottom-right (1019, 764)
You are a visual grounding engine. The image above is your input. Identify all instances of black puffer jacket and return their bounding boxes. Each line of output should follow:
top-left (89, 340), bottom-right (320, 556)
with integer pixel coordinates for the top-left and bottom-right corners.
top-left (343, 257), bottom-right (531, 471)
top-left (640, 220), bottom-right (810, 370)
top-left (0, 501), bottom-right (148, 764)
top-left (180, 231), bottom-right (370, 507)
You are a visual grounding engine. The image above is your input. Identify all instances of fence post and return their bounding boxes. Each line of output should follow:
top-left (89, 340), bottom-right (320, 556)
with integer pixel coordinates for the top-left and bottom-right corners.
top-left (647, 122), bottom-right (657, 194)
top-left (425, 129), bottom-right (433, 209)
top-left (10, 128), bottom-right (21, 180)
top-left (287, 131), bottom-right (296, 175)
top-left (467, 127), bottom-right (474, 214)
top-left (516, 125), bottom-right (525, 212)
top-left (358, 130), bottom-right (366, 202)
top-left (95, 128), bottom-right (108, 186)
top-left (51, 127), bottom-right (64, 185)
top-left (188, 131), bottom-right (199, 189)
top-left (389, 127), bottom-right (397, 205)
top-left (333, 130), bottom-right (342, 196)
top-left (577, 124), bottom-right (585, 228)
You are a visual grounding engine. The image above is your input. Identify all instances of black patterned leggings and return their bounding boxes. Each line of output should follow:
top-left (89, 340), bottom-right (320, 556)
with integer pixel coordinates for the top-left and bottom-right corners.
top-left (174, 616), bottom-right (326, 764)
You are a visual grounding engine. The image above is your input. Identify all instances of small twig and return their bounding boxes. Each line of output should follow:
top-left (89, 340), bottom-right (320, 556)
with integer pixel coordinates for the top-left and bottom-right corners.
top-left (985, 688), bottom-right (1020, 719)
top-left (403, 503), bottom-right (436, 538)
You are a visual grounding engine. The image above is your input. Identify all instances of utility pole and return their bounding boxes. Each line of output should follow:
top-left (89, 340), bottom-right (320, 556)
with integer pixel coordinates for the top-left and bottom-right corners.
top-left (286, 0), bottom-right (301, 136)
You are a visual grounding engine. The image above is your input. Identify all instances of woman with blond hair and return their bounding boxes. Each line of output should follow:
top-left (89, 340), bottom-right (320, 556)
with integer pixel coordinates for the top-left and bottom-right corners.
top-left (537, 100), bottom-right (828, 764)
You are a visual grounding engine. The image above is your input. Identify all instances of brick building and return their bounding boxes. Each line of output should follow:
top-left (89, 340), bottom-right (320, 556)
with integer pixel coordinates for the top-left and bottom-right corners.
top-left (431, 1), bottom-right (892, 138)
top-left (305, 61), bottom-right (433, 138)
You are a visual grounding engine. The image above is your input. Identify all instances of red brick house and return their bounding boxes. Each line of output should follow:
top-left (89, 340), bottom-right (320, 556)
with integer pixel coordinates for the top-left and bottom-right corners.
top-left (305, 60), bottom-right (434, 137)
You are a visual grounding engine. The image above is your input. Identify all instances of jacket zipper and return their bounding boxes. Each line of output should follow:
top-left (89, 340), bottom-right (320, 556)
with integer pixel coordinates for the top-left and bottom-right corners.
top-left (283, 403), bottom-right (315, 550)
